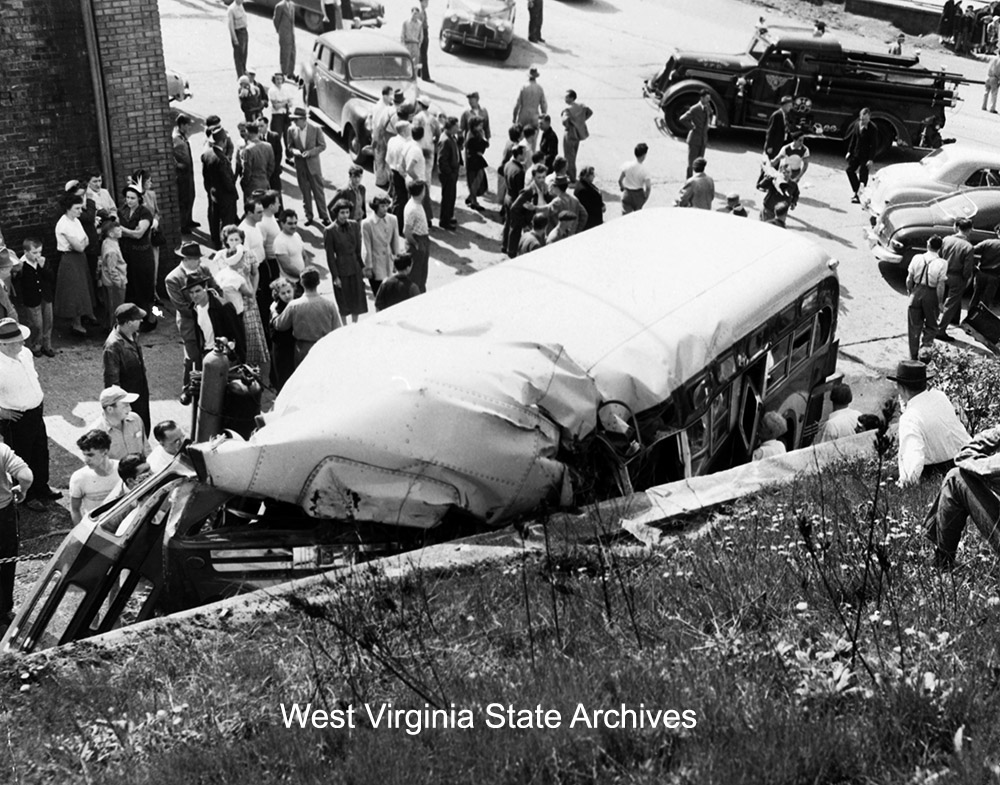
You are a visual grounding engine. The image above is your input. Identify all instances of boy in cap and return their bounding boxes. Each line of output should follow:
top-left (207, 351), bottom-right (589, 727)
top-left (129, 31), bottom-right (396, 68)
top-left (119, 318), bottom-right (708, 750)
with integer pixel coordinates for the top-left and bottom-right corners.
top-left (103, 303), bottom-right (152, 434)
top-left (719, 193), bottom-right (748, 217)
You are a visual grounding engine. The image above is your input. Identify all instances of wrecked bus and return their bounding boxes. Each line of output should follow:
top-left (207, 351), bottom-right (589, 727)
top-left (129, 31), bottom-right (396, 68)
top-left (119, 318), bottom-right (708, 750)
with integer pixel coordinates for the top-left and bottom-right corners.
top-left (3, 209), bottom-right (840, 652)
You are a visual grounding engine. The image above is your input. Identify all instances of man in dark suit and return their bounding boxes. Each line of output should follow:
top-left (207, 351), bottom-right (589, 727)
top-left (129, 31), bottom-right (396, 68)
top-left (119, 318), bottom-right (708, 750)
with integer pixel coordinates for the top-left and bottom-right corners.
top-left (327, 165), bottom-right (367, 223)
top-left (679, 90), bottom-right (714, 178)
top-left (764, 95), bottom-right (793, 160)
top-left (201, 129), bottom-right (239, 248)
top-left (165, 242), bottom-right (218, 394)
top-left (286, 107), bottom-right (329, 225)
top-left (501, 145), bottom-right (527, 253)
top-left (437, 117), bottom-right (461, 230)
top-left (845, 107), bottom-right (880, 203)
top-left (184, 275), bottom-right (246, 363)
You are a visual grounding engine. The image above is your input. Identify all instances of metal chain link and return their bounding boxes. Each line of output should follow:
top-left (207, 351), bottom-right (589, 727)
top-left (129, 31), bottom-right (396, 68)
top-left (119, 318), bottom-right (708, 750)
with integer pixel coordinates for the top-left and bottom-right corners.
top-left (0, 550), bottom-right (58, 566)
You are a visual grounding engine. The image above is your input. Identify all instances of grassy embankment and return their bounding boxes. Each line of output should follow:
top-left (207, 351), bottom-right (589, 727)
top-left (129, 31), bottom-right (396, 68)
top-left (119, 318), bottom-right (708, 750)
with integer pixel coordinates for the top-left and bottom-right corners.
top-left (3, 351), bottom-right (1000, 784)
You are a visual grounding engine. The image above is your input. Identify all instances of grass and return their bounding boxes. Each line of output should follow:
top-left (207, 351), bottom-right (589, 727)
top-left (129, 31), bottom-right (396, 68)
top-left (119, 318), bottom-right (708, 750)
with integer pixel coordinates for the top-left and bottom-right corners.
top-left (4, 350), bottom-right (1000, 783)
top-left (3, 450), bottom-right (1000, 784)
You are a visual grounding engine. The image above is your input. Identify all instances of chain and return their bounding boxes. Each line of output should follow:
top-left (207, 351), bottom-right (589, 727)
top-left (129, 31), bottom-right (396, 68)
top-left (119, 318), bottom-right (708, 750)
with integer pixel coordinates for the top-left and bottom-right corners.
top-left (0, 550), bottom-right (58, 566)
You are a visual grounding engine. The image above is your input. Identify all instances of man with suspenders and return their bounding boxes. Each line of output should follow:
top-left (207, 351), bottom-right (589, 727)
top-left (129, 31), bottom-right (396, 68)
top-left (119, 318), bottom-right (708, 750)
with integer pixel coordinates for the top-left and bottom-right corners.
top-left (906, 235), bottom-right (947, 361)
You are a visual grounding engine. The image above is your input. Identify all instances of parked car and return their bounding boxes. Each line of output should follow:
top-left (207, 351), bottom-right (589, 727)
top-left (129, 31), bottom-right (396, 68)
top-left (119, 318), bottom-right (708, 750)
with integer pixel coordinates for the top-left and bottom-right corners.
top-left (300, 31), bottom-right (418, 163)
top-left (245, 0), bottom-right (384, 32)
top-left (439, 0), bottom-right (516, 60)
top-left (868, 188), bottom-right (1000, 267)
top-left (166, 67), bottom-right (192, 102)
top-left (862, 145), bottom-right (1000, 225)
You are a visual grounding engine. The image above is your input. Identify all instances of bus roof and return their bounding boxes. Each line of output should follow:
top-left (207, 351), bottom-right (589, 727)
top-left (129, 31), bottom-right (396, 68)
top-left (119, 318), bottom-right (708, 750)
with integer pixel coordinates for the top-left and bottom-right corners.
top-left (368, 208), bottom-right (836, 412)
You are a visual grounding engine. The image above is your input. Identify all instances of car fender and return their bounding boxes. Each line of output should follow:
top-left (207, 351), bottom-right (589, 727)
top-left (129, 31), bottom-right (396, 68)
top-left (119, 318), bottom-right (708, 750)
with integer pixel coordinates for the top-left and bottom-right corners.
top-left (343, 97), bottom-right (374, 146)
top-left (659, 80), bottom-right (730, 127)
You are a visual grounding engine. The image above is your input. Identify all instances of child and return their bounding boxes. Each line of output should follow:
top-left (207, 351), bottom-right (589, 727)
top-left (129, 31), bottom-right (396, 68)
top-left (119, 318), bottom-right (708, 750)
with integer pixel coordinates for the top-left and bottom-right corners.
top-left (98, 218), bottom-right (127, 328)
top-left (211, 226), bottom-right (252, 315)
top-left (238, 73), bottom-right (267, 122)
top-left (14, 238), bottom-right (55, 356)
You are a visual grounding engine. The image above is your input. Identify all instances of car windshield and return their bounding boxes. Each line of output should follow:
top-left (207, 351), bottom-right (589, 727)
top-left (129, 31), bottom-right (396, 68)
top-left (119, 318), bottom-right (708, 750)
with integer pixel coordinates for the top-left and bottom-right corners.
top-left (935, 192), bottom-right (978, 221)
top-left (348, 55), bottom-right (414, 80)
top-left (450, 0), bottom-right (514, 17)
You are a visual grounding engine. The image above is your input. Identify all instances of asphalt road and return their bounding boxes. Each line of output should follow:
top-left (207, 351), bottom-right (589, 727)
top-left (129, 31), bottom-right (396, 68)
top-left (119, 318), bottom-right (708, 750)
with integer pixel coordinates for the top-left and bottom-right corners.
top-left (32, 0), bottom-right (1000, 493)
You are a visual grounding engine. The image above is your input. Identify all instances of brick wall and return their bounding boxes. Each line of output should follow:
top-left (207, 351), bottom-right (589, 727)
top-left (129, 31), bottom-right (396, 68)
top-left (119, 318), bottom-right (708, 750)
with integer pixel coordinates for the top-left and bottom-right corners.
top-left (0, 0), bottom-right (102, 254)
top-left (0, 0), bottom-right (179, 265)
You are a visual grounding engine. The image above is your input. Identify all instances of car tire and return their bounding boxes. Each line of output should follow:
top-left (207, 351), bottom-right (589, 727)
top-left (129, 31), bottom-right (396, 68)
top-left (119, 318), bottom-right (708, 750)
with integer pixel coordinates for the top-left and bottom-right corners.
top-left (344, 124), bottom-right (365, 164)
top-left (302, 10), bottom-right (327, 33)
top-left (873, 119), bottom-right (896, 160)
top-left (495, 42), bottom-right (513, 61)
top-left (440, 29), bottom-right (455, 53)
top-left (662, 93), bottom-right (700, 138)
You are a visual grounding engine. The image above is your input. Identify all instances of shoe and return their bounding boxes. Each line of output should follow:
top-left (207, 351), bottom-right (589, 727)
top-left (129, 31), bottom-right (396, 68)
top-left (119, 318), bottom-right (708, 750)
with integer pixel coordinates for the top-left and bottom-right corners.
top-left (39, 488), bottom-right (62, 501)
top-left (443, 220), bottom-right (458, 230)
top-left (850, 195), bottom-right (861, 204)
top-left (992, 110), bottom-right (998, 114)
top-left (538, 37), bottom-right (546, 42)
top-left (42, 348), bottom-right (56, 358)
top-left (937, 332), bottom-right (955, 343)
top-left (31, 348), bottom-right (43, 357)
top-left (71, 326), bottom-right (88, 337)
top-left (24, 499), bottom-right (47, 513)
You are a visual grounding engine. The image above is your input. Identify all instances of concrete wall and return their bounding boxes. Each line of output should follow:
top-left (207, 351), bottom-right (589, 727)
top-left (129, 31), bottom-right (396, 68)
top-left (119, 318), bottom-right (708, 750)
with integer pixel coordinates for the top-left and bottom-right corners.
top-left (0, 0), bottom-right (179, 259)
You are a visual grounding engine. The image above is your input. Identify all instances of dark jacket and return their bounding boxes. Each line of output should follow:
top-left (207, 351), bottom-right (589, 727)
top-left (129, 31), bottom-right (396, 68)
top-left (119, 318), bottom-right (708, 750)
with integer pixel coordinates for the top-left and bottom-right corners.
top-left (328, 185), bottom-right (367, 222)
top-left (194, 292), bottom-right (246, 362)
top-left (764, 109), bottom-right (788, 159)
top-left (540, 127), bottom-right (559, 170)
top-left (846, 120), bottom-right (880, 163)
top-left (103, 328), bottom-right (150, 400)
top-left (437, 135), bottom-right (461, 179)
top-left (15, 260), bottom-right (55, 308)
top-left (202, 145), bottom-right (238, 203)
top-left (573, 181), bottom-right (604, 231)
top-left (374, 273), bottom-right (420, 311)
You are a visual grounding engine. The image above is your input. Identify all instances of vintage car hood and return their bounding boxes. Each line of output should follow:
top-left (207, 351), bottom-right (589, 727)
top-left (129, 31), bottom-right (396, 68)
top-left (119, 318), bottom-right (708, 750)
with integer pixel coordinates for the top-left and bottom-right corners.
top-left (674, 50), bottom-right (755, 73)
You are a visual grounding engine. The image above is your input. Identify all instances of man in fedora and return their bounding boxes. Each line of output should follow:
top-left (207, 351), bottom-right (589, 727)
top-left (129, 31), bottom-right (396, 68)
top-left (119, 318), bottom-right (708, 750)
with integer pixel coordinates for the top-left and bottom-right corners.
top-left (286, 107), bottom-right (329, 226)
top-left (890, 359), bottom-right (969, 486)
top-left (202, 128), bottom-right (239, 248)
top-left (0, 318), bottom-right (59, 511)
top-left (165, 242), bottom-right (217, 398)
top-left (513, 67), bottom-right (547, 146)
top-left (103, 303), bottom-right (152, 434)
top-left (924, 419), bottom-right (1000, 568)
top-left (87, 385), bottom-right (149, 461)
top-left (764, 95), bottom-right (794, 161)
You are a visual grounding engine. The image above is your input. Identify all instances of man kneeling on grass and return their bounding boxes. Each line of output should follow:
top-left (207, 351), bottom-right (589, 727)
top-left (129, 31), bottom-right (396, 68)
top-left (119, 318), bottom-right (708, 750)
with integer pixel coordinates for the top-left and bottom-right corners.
top-left (926, 424), bottom-right (1000, 569)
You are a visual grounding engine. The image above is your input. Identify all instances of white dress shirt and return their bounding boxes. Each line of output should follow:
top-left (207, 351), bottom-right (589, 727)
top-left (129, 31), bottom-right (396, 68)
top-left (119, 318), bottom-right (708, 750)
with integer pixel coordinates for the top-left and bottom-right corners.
top-left (898, 389), bottom-right (970, 485)
top-left (0, 348), bottom-right (44, 411)
top-left (815, 407), bottom-right (863, 444)
top-left (195, 302), bottom-right (215, 351)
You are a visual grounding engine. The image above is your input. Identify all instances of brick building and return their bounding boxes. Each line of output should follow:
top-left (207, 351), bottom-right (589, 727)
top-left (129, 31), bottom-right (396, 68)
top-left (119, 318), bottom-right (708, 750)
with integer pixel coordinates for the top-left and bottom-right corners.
top-left (0, 0), bottom-right (179, 267)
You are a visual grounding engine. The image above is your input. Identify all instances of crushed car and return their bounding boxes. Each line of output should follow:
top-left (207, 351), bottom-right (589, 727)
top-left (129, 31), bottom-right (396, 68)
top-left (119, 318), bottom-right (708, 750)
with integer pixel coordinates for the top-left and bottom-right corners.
top-left (3, 210), bottom-right (842, 653)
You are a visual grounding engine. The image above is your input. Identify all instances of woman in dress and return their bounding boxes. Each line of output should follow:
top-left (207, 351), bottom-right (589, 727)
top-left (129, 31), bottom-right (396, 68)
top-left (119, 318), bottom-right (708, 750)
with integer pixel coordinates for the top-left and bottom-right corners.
top-left (573, 166), bottom-right (605, 232)
top-left (464, 117), bottom-right (489, 211)
top-left (118, 179), bottom-right (157, 332)
top-left (269, 277), bottom-right (296, 391)
top-left (130, 169), bottom-right (165, 302)
top-left (54, 192), bottom-right (95, 336)
top-left (213, 225), bottom-right (269, 372)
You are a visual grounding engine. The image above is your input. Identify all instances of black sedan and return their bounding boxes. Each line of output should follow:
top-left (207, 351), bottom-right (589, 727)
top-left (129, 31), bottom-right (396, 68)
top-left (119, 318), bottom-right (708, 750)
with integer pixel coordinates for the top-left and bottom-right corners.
top-left (868, 188), bottom-right (998, 268)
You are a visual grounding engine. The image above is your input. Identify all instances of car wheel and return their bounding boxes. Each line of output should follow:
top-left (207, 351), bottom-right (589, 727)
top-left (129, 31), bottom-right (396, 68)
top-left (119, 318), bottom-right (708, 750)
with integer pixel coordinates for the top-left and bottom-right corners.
top-left (873, 119), bottom-right (896, 160)
top-left (344, 124), bottom-right (364, 164)
top-left (302, 10), bottom-right (326, 33)
top-left (495, 42), bottom-right (513, 61)
top-left (662, 93), bottom-right (699, 138)
top-left (440, 29), bottom-right (455, 53)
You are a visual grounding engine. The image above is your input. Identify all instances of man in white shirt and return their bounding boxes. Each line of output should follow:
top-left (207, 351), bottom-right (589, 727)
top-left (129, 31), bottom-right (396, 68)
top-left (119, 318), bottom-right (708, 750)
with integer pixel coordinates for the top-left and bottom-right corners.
top-left (227, 0), bottom-right (249, 77)
top-left (815, 383), bottom-right (864, 443)
top-left (403, 181), bottom-right (430, 294)
top-left (386, 121), bottom-right (413, 229)
top-left (239, 197), bottom-right (266, 268)
top-left (618, 143), bottom-right (652, 214)
top-left (148, 420), bottom-right (188, 473)
top-left (0, 318), bottom-right (59, 509)
top-left (891, 360), bottom-right (970, 486)
top-left (273, 209), bottom-right (313, 284)
top-left (906, 235), bottom-right (948, 361)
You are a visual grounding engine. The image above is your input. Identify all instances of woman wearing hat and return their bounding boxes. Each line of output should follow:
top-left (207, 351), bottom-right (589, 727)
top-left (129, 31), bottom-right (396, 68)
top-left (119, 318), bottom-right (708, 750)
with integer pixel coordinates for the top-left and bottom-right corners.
top-left (131, 169), bottom-right (165, 304)
top-left (98, 216), bottom-right (128, 329)
top-left (118, 178), bottom-right (157, 332)
top-left (54, 191), bottom-right (95, 336)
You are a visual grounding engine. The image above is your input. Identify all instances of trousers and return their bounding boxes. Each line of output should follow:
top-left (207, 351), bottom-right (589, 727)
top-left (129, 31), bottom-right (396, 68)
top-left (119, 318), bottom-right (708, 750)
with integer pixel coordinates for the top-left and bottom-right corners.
top-left (846, 158), bottom-right (870, 195)
top-left (0, 503), bottom-right (17, 615)
top-left (294, 164), bottom-right (329, 223)
top-left (907, 285), bottom-right (939, 360)
top-left (0, 405), bottom-right (50, 501)
top-left (925, 467), bottom-right (1000, 559)
top-left (939, 273), bottom-right (970, 332)
top-left (232, 27), bottom-right (249, 77)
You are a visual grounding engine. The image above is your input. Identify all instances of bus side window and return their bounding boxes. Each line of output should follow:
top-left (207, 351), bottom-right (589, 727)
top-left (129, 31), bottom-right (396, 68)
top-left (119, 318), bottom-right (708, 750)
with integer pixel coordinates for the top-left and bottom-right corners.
top-left (790, 322), bottom-right (813, 369)
top-left (767, 336), bottom-right (790, 389)
top-left (814, 307), bottom-right (833, 348)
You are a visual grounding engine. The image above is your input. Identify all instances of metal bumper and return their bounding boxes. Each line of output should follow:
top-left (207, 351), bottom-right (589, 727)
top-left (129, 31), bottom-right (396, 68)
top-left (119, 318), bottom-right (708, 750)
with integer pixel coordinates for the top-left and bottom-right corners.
top-left (441, 27), bottom-right (508, 50)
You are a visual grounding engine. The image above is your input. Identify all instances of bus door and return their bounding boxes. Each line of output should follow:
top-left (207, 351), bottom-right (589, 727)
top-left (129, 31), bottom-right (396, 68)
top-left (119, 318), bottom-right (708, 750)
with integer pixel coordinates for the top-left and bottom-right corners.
top-left (736, 355), bottom-right (768, 464)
